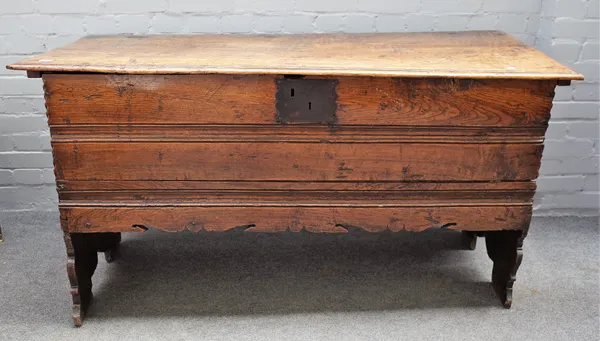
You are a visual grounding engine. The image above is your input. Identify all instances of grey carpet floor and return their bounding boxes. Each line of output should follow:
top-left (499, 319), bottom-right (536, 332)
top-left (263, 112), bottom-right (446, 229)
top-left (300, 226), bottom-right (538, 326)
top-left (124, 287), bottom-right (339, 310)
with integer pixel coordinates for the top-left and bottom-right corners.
top-left (0, 211), bottom-right (598, 341)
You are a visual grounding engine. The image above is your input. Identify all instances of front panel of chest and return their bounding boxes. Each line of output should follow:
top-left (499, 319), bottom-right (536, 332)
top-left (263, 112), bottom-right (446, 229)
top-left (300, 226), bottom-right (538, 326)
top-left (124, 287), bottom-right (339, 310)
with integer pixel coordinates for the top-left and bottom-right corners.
top-left (43, 74), bottom-right (555, 233)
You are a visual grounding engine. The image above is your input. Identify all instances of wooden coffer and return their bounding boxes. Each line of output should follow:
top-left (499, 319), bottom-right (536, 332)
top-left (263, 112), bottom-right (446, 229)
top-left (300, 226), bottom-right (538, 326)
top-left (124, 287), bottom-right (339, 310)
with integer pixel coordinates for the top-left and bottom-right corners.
top-left (8, 31), bottom-right (582, 326)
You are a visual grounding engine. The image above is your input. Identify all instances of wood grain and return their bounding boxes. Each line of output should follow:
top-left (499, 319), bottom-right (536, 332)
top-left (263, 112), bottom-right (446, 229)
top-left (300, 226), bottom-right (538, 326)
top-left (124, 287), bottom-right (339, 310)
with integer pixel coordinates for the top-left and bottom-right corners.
top-left (8, 31), bottom-right (582, 80)
top-left (60, 205), bottom-right (532, 233)
top-left (52, 142), bottom-right (543, 182)
top-left (43, 74), bottom-right (555, 127)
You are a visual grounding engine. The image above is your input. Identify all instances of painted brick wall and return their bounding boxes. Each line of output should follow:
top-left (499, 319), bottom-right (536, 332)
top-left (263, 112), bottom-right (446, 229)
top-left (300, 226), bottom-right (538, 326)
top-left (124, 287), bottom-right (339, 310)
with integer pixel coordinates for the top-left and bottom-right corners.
top-left (533, 0), bottom-right (600, 215)
top-left (0, 0), bottom-right (598, 214)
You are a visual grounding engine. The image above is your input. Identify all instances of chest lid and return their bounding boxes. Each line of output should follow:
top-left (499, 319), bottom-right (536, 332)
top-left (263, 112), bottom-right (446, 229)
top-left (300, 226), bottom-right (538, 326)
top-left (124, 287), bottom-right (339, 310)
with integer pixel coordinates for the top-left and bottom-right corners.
top-left (7, 31), bottom-right (582, 80)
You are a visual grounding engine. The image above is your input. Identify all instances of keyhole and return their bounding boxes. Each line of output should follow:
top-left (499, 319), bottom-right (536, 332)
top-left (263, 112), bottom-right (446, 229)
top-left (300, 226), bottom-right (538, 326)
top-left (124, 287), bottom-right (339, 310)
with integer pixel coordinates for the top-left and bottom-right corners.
top-left (291, 88), bottom-right (294, 97)
top-left (308, 102), bottom-right (312, 110)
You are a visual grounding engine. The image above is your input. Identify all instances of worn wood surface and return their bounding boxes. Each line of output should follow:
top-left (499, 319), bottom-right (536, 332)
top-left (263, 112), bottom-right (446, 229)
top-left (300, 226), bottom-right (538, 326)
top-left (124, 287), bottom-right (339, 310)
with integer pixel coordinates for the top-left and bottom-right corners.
top-left (8, 31), bottom-right (582, 80)
top-left (60, 206), bottom-right (532, 233)
top-left (43, 74), bottom-right (556, 127)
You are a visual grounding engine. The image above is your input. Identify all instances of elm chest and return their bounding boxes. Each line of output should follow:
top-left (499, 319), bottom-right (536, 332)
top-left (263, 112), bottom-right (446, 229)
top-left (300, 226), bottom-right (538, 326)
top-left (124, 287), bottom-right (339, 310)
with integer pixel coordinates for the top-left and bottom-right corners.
top-left (8, 31), bottom-right (582, 326)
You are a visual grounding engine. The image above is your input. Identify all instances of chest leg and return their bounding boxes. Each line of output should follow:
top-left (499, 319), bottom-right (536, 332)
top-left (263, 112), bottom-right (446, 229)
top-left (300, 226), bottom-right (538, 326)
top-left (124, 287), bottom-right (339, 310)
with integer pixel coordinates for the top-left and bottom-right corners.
top-left (485, 229), bottom-right (527, 308)
top-left (64, 232), bottom-right (121, 326)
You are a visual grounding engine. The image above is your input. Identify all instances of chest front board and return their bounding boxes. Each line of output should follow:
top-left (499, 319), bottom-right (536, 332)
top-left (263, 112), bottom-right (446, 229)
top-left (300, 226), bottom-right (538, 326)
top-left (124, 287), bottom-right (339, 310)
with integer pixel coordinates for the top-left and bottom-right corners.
top-left (40, 72), bottom-right (554, 233)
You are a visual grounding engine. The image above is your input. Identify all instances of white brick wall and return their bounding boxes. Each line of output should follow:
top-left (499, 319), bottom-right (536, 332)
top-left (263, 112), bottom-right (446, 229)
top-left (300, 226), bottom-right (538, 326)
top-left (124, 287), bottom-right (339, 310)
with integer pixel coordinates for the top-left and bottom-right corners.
top-left (534, 0), bottom-right (599, 216)
top-left (0, 0), bottom-right (598, 215)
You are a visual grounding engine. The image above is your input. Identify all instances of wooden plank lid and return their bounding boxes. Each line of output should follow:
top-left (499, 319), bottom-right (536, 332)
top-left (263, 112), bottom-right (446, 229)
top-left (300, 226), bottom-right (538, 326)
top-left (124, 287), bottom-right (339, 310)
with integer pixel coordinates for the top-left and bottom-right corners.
top-left (7, 31), bottom-right (583, 80)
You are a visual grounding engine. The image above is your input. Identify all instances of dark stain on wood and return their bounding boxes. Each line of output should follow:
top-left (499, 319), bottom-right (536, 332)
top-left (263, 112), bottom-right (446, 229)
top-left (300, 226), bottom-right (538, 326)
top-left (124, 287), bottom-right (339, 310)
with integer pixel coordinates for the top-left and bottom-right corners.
top-left (157, 97), bottom-right (164, 112)
top-left (425, 211), bottom-right (440, 225)
top-left (116, 86), bottom-right (129, 97)
top-left (84, 94), bottom-right (103, 100)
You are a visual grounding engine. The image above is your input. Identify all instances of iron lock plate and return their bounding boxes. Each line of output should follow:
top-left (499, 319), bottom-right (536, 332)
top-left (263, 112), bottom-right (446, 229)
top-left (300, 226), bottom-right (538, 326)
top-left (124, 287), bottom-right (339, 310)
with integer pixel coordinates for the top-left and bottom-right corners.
top-left (275, 78), bottom-right (338, 124)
